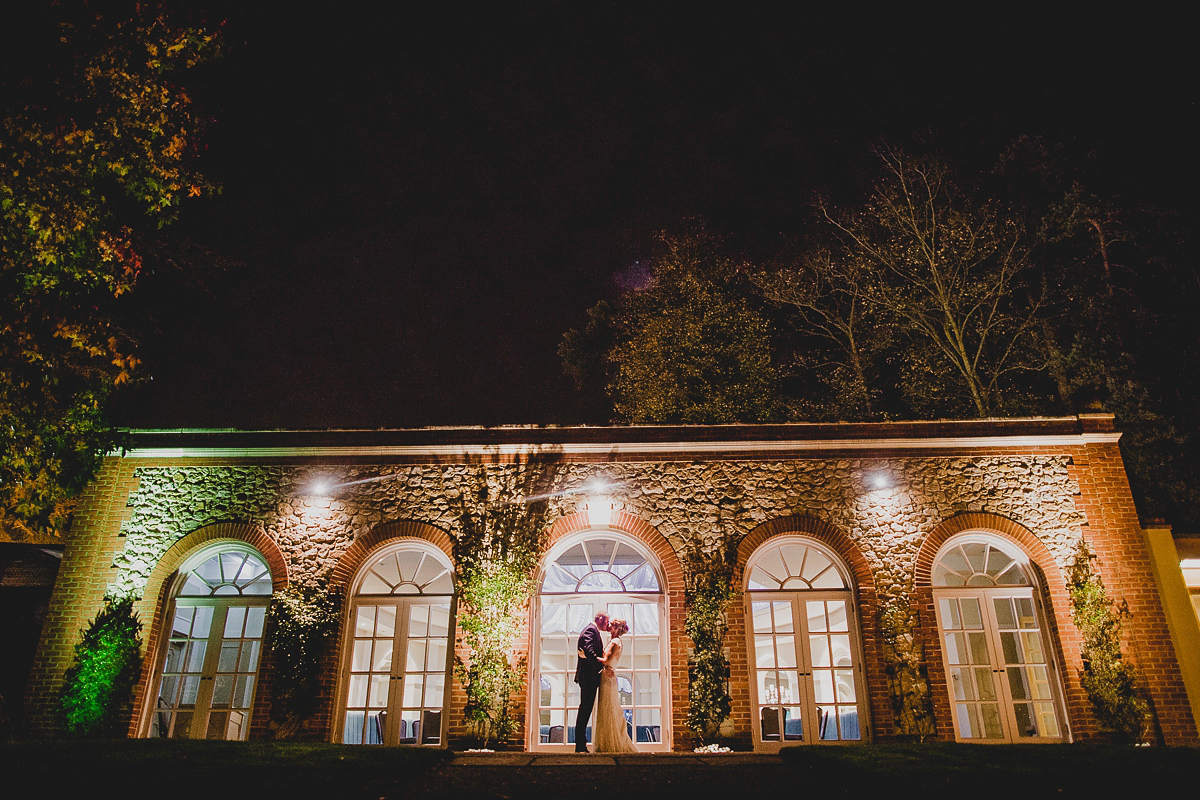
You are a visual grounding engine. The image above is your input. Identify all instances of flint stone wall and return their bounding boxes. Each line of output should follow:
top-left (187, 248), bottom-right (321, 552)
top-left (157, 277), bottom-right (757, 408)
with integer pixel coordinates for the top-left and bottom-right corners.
top-left (112, 456), bottom-right (1085, 599)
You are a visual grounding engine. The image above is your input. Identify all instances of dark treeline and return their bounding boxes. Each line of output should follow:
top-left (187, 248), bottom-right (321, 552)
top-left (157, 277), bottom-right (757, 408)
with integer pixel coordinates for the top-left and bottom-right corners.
top-left (562, 139), bottom-right (1200, 534)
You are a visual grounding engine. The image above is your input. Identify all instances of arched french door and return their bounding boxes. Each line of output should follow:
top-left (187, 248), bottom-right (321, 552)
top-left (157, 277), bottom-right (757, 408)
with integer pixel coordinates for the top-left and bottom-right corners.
top-left (531, 531), bottom-right (670, 751)
top-left (745, 536), bottom-right (868, 749)
top-left (931, 534), bottom-right (1067, 741)
top-left (145, 543), bottom-right (273, 740)
top-left (337, 540), bottom-right (456, 746)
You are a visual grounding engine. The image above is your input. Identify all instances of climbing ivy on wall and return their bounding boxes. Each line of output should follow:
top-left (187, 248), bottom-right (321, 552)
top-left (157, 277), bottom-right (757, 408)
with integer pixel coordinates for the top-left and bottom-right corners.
top-left (1067, 540), bottom-right (1150, 742)
top-left (452, 459), bottom-right (560, 746)
top-left (878, 598), bottom-right (936, 740)
top-left (684, 543), bottom-right (734, 743)
top-left (59, 595), bottom-right (143, 737)
top-left (265, 586), bottom-right (342, 737)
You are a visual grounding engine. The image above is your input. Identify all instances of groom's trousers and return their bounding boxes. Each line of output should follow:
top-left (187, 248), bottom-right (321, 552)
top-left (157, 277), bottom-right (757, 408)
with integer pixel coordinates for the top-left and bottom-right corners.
top-left (574, 680), bottom-right (599, 752)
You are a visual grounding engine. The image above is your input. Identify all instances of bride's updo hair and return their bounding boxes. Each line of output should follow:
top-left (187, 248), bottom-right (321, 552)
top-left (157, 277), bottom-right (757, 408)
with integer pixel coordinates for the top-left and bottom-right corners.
top-left (608, 619), bottom-right (629, 638)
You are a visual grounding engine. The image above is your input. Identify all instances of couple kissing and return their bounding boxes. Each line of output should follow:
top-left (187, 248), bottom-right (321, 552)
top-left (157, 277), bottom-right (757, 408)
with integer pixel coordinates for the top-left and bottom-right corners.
top-left (573, 611), bottom-right (638, 753)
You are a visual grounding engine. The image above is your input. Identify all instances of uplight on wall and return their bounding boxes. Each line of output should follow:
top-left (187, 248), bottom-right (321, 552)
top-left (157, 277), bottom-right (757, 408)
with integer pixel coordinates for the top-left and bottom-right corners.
top-left (585, 498), bottom-right (614, 528)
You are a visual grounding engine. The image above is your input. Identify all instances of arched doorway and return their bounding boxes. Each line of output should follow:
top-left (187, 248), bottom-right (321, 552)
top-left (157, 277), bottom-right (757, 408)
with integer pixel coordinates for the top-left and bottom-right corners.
top-left (931, 533), bottom-right (1067, 741)
top-left (532, 531), bottom-right (670, 751)
top-left (336, 539), bottom-right (456, 746)
top-left (144, 543), bottom-right (273, 739)
top-left (744, 536), bottom-right (868, 749)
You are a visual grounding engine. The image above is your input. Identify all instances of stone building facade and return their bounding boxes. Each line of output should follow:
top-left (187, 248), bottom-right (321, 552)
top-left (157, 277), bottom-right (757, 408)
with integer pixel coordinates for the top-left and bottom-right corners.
top-left (24, 415), bottom-right (1200, 746)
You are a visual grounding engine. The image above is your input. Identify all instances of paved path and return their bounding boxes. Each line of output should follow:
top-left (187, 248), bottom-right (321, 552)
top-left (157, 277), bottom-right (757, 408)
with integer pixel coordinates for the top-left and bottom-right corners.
top-left (407, 752), bottom-right (793, 799)
top-left (448, 752), bottom-right (783, 766)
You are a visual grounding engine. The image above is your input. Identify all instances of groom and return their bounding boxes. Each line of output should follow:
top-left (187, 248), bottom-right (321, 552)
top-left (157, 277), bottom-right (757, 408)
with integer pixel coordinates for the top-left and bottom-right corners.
top-left (573, 611), bottom-right (609, 752)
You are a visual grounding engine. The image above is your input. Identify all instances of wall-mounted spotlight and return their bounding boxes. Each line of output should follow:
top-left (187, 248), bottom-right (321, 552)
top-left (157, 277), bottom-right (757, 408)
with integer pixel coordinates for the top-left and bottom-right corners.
top-left (866, 471), bottom-right (893, 490)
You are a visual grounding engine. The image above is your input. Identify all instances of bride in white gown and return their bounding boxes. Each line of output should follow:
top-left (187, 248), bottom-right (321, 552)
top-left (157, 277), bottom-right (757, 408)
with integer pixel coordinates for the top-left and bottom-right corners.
top-left (594, 618), bottom-right (638, 753)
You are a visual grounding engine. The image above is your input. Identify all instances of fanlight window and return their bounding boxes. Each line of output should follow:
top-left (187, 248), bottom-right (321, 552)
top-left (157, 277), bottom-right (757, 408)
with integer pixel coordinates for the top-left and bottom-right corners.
top-left (933, 540), bottom-right (1030, 587)
top-left (747, 540), bottom-right (847, 591)
top-left (358, 547), bottom-right (454, 595)
top-left (178, 550), bottom-right (272, 596)
top-left (541, 536), bottom-right (661, 593)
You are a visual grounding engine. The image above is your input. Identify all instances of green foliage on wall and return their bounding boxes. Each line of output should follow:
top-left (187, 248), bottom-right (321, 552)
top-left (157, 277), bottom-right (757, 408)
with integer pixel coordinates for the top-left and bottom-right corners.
top-left (684, 545), bottom-right (734, 743)
top-left (878, 598), bottom-right (936, 740)
top-left (59, 595), bottom-right (143, 737)
top-left (1067, 540), bottom-right (1150, 742)
top-left (265, 586), bottom-right (342, 737)
top-left (452, 461), bottom-right (558, 746)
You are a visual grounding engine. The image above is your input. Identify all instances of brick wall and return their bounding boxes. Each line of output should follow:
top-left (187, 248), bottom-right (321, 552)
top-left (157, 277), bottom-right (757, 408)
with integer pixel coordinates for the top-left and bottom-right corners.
top-left (23, 421), bottom-right (1198, 747)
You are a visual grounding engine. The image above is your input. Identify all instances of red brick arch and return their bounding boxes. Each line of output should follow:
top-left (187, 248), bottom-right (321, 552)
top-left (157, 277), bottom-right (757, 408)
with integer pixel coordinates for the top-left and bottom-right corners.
top-left (329, 519), bottom-right (456, 592)
top-left (911, 511), bottom-right (1084, 742)
top-left (730, 515), bottom-right (889, 743)
top-left (131, 521), bottom-right (289, 738)
top-left (537, 510), bottom-right (688, 750)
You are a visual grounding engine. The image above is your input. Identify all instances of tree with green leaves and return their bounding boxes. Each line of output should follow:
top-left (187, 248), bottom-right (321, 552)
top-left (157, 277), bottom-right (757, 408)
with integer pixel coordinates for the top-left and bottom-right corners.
top-left (0, 4), bottom-right (220, 541)
top-left (561, 225), bottom-right (781, 424)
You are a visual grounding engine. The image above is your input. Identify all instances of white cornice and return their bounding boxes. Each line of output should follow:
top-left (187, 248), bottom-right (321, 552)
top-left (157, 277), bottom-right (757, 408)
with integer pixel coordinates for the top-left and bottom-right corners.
top-left (119, 432), bottom-right (1121, 459)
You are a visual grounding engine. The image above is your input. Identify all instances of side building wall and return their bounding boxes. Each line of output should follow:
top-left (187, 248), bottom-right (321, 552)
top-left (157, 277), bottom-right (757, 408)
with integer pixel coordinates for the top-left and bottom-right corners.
top-left (25, 435), bottom-right (1199, 746)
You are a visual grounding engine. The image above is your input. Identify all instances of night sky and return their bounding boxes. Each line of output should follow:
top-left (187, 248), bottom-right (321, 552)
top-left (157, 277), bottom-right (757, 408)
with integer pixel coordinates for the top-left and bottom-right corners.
top-left (33, 7), bottom-right (1194, 430)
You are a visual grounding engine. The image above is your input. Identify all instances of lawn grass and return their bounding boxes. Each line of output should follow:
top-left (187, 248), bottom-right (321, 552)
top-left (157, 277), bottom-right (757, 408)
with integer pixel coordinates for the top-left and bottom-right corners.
top-left (778, 742), bottom-right (1200, 794)
top-left (2, 740), bottom-right (1197, 799)
top-left (0, 739), bottom-right (451, 799)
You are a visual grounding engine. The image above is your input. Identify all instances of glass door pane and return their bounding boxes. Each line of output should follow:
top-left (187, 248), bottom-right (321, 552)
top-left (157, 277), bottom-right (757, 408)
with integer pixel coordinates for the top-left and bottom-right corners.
top-left (751, 599), bottom-right (806, 743)
top-left (398, 601), bottom-right (451, 745)
top-left (991, 595), bottom-right (1061, 739)
top-left (343, 599), bottom-right (452, 746)
top-left (149, 602), bottom-right (265, 740)
top-left (535, 595), bottom-right (665, 749)
top-left (938, 595), bottom-right (1005, 740)
top-left (936, 589), bottom-right (1064, 742)
top-left (805, 599), bottom-right (860, 741)
top-left (343, 604), bottom-right (395, 744)
top-left (206, 605), bottom-right (266, 740)
top-left (149, 604), bottom-right (213, 738)
top-left (750, 592), bottom-right (863, 747)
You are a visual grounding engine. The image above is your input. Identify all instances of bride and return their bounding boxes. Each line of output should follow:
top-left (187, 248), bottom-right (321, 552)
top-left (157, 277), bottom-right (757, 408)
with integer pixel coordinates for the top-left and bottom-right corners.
top-left (594, 618), bottom-right (638, 753)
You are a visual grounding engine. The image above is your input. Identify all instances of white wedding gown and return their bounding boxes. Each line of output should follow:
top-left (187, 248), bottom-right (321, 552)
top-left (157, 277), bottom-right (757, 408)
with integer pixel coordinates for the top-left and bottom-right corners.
top-left (594, 637), bottom-right (638, 753)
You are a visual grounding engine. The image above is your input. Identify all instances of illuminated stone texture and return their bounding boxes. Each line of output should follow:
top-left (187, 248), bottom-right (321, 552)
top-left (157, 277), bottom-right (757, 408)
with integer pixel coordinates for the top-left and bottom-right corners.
top-left (23, 417), bottom-right (1197, 747)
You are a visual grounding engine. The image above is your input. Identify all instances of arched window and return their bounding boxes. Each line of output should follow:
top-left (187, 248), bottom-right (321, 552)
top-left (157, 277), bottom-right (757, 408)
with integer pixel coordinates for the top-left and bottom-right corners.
top-left (146, 544), bottom-right (272, 740)
top-left (745, 536), bottom-right (867, 749)
top-left (532, 532), bottom-right (669, 751)
top-left (337, 541), bottom-right (455, 746)
top-left (932, 534), bottom-right (1066, 741)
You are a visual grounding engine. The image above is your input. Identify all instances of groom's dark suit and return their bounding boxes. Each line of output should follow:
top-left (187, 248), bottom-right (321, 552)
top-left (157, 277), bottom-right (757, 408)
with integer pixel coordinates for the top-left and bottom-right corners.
top-left (573, 621), bottom-right (605, 752)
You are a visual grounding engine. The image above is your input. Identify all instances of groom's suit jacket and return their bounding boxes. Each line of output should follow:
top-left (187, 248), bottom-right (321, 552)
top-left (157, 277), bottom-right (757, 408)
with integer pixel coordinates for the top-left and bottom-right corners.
top-left (574, 622), bottom-right (604, 688)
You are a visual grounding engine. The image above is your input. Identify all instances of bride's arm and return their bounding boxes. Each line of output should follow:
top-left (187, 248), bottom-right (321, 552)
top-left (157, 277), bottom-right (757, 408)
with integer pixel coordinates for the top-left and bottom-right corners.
top-left (599, 640), bottom-right (616, 670)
